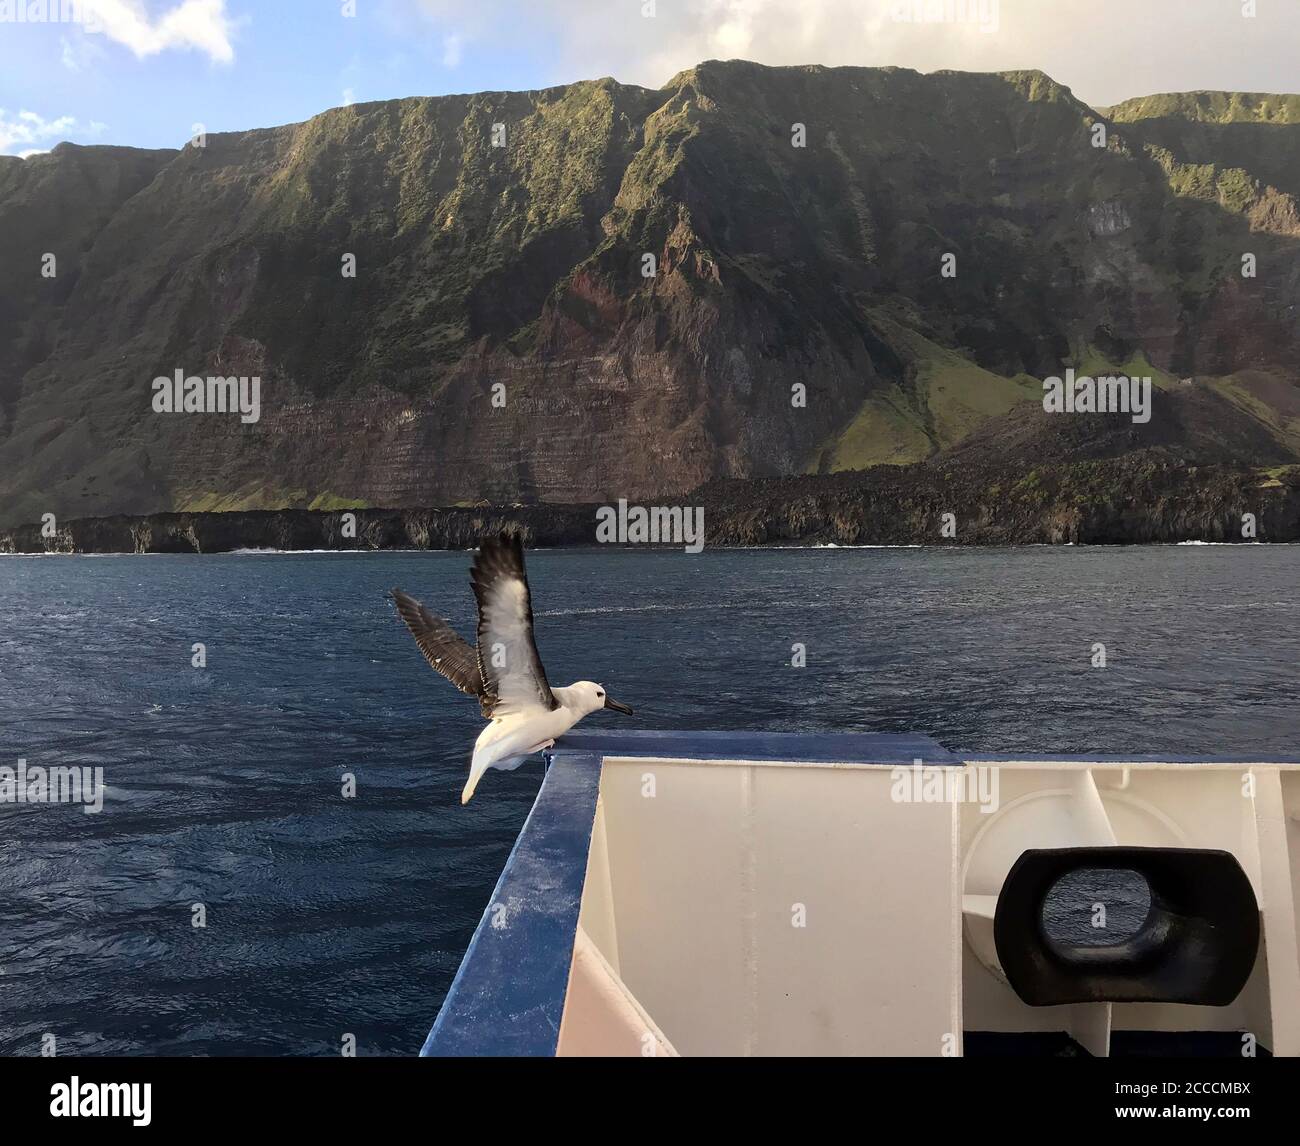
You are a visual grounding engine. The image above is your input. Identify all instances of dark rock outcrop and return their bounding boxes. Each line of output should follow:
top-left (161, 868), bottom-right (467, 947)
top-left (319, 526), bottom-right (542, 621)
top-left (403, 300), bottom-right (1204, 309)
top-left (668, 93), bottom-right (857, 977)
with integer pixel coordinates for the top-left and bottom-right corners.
top-left (0, 505), bottom-right (593, 555)
top-left (696, 455), bottom-right (1300, 546)
top-left (4, 455), bottom-right (1295, 552)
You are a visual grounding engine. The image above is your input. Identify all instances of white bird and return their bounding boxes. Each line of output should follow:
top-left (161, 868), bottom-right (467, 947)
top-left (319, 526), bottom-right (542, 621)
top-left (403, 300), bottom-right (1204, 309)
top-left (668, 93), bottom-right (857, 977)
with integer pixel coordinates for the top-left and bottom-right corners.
top-left (392, 533), bottom-right (634, 804)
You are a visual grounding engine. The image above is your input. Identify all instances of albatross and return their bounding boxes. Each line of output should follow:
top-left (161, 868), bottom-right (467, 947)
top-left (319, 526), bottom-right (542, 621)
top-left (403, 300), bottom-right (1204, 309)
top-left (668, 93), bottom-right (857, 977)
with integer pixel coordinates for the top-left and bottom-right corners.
top-left (391, 533), bottom-right (634, 804)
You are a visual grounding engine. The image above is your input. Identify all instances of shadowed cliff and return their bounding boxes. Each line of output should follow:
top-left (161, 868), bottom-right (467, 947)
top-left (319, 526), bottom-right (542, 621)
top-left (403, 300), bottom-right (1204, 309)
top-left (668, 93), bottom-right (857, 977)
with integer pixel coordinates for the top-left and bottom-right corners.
top-left (3, 64), bottom-right (1300, 531)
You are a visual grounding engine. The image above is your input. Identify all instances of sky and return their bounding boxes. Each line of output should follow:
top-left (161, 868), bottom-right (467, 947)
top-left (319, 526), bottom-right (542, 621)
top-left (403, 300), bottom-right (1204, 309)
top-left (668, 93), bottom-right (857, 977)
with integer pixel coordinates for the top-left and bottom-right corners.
top-left (1, 0), bottom-right (1299, 157)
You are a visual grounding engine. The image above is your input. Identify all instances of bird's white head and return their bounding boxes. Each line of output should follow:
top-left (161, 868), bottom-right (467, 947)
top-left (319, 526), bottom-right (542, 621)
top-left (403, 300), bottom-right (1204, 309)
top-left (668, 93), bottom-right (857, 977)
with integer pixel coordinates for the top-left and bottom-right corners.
top-left (560, 681), bottom-right (634, 718)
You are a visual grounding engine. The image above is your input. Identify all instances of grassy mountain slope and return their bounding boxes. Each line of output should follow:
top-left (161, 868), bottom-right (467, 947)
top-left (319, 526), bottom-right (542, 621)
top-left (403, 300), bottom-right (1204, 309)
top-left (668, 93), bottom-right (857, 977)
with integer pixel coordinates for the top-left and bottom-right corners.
top-left (2, 65), bottom-right (1300, 528)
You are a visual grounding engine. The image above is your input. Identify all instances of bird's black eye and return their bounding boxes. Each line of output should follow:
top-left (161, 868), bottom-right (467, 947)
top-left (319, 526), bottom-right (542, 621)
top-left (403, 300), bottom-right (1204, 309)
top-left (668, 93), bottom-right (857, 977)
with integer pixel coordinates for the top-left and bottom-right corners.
top-left (597, 691), bottom-right (604, 698)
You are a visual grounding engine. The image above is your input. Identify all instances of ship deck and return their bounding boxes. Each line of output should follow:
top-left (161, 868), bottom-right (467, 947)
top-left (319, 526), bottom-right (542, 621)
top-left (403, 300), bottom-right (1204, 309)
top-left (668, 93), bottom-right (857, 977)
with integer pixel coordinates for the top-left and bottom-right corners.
top-left (422, 731), bottom-right (1300, 1057)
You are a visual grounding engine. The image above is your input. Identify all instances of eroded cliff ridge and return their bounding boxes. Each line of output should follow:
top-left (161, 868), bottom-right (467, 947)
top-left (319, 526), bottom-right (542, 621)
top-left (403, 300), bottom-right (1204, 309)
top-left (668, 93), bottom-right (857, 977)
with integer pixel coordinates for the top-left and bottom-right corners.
top-left (2, 63), bottom-right (1299, 531)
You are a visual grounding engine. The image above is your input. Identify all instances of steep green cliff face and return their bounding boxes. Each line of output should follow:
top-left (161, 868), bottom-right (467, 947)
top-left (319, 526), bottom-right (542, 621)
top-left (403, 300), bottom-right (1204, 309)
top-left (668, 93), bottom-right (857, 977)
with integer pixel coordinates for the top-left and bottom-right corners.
top-left (2, 63), bottom-right (1299, 528)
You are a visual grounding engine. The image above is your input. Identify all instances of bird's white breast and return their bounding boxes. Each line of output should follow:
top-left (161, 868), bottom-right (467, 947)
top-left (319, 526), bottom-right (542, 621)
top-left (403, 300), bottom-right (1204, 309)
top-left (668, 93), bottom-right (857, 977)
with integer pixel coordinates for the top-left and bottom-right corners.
top-left (473, 704), bottom-right (583, 772)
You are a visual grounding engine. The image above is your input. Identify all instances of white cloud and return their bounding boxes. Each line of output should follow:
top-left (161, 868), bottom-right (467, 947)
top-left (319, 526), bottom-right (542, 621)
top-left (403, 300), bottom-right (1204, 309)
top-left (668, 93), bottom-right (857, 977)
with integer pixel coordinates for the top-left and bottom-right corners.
top-left (59, 30), bottom-right (109, 73)
top-left (0, 109), bottom-right (106, 156)
top-left (441, 32), bottom-right (463, 68)
top-left (342, 87), bottom-right (356, 106)
top-left (82, 0), bottom-right (237, 64)
top-left (407, 0), bottom-right (1300, 110)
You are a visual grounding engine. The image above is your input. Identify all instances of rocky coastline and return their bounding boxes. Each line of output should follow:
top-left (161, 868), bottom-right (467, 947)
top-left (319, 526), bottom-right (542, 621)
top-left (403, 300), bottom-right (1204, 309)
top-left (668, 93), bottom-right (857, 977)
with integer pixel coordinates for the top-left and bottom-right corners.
top-left (5, 457), bottom-right (1296, 553)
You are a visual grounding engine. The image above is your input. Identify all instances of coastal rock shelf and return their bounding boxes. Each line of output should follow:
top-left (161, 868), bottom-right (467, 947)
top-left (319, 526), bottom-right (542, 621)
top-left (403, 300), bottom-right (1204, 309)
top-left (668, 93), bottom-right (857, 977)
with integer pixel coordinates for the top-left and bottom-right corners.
top-left (3, 454), bottom-right (1298, 552)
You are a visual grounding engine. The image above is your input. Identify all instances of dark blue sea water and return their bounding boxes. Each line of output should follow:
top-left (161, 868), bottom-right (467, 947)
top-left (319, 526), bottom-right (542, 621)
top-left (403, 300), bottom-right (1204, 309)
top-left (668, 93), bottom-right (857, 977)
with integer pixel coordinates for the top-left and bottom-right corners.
top-left (1, 546), bottom-right (1296, 1055)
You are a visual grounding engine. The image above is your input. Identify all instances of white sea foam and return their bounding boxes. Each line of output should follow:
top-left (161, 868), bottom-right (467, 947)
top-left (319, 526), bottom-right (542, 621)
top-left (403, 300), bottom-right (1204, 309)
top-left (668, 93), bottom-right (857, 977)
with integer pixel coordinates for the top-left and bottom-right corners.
top-left (228, 547), bottom-right (380, 555)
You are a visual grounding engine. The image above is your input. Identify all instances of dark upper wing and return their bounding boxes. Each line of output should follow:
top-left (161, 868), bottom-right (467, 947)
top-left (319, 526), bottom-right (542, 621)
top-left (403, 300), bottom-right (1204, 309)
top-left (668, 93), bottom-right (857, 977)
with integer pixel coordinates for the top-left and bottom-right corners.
top-left (391, 588), bottom-right (492, 717)
top-left (470, 533), bottom-right (558, 717)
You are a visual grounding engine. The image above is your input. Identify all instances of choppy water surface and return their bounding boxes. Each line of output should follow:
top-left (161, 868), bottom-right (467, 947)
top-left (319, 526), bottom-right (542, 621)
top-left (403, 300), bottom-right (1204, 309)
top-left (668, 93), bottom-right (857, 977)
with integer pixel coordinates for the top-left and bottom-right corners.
top-left (0, 546), bottom-right (1295, 1054)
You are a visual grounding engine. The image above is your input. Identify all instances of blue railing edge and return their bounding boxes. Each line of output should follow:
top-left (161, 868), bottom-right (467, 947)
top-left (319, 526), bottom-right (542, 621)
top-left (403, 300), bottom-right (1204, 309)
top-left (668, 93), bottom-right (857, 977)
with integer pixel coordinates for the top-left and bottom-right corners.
top-left (548, 728), bottom-right (960, 764)
top-left (420, 749), bottom-right (603, 1057)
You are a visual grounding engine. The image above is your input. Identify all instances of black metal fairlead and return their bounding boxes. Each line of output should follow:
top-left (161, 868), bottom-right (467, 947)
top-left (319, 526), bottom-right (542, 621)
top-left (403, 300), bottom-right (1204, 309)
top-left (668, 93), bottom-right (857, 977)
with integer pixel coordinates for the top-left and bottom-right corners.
top-left (994, 847), bottom-right (1261, 1007)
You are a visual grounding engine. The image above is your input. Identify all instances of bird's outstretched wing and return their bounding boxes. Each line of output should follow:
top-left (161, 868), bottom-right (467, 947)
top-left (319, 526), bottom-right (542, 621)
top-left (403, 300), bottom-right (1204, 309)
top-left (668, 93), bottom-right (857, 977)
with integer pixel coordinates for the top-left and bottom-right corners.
top-left (391, 588), bottom-right (492, 718)
top-left (470, 533), bottom-right (559, 717)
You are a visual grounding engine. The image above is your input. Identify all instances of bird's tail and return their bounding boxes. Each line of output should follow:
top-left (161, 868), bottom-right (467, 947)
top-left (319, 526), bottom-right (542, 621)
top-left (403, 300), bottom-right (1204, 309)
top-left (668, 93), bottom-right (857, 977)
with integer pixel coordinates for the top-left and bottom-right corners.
top-left (461, 757), bottom-right (490, 804)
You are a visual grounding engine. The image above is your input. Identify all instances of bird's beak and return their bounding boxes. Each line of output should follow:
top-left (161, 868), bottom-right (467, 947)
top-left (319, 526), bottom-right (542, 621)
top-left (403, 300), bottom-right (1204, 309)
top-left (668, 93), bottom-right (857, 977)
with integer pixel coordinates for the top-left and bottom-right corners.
top-left (603, 697), bottom-right (634, 716)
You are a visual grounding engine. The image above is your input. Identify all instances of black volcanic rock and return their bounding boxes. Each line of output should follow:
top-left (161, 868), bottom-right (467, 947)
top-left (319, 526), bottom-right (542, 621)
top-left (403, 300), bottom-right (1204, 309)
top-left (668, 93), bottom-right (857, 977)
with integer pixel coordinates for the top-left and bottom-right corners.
top-left (3, 454), bottom-right (1296, 552)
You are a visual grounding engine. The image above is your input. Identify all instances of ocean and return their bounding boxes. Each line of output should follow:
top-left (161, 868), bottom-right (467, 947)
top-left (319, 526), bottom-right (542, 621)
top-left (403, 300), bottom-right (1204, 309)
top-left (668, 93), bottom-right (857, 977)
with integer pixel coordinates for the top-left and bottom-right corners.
top-left (1, 545), bottom-right (1296, 1054)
